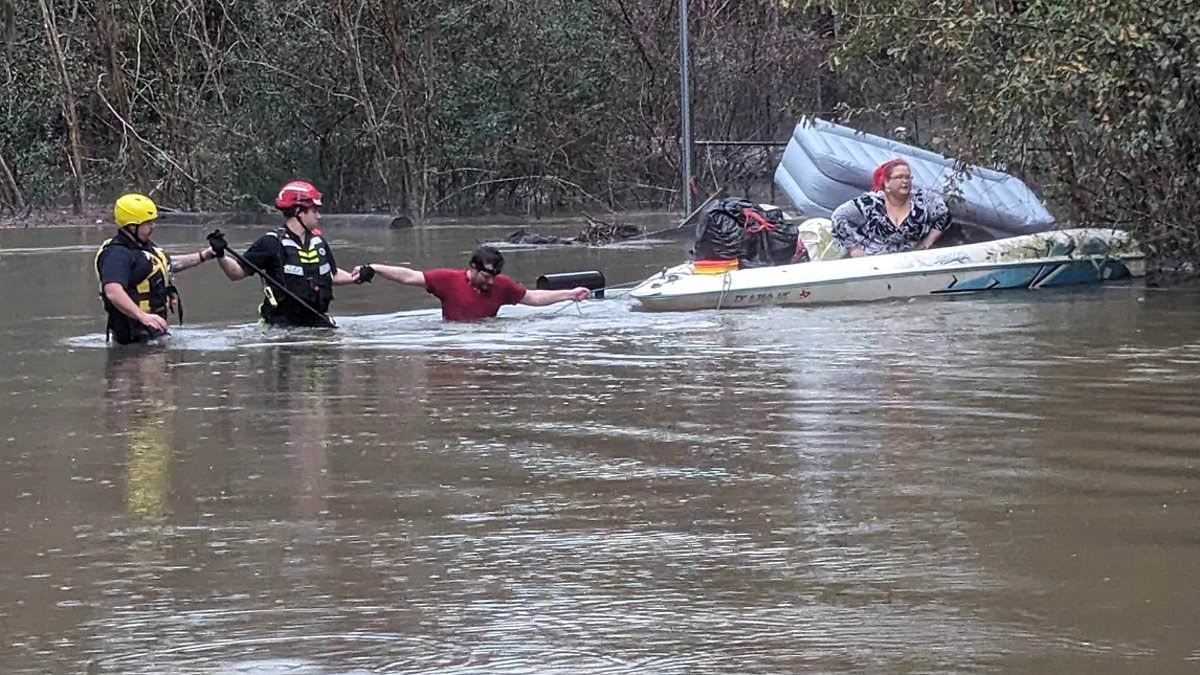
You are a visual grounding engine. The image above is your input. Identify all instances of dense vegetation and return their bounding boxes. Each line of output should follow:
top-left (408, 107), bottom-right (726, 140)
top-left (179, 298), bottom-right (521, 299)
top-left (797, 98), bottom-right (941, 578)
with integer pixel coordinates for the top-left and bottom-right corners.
top-left (1, 0), bottom-right (810, 216)
top-left (808, 0), bottom-right (1200, 268)
top-left (2, 0), bottom-right (1197, 264)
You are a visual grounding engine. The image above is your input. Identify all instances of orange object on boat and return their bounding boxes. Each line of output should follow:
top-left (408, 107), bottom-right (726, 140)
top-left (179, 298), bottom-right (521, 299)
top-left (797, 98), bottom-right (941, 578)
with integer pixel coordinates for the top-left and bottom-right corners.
top-left (692, 259), bottom-right (740, 274)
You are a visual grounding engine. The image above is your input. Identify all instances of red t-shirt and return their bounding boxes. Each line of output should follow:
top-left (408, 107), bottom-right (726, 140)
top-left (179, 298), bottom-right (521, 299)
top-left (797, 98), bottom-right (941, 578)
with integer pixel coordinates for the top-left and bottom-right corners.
top-left (423, 268), bottom-right (528, 321)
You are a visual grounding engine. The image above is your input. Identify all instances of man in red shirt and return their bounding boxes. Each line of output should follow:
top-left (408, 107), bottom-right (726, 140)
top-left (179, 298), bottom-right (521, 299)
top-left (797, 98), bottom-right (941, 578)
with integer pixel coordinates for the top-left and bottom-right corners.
top-left (355, 246), bottom-right (589, 321)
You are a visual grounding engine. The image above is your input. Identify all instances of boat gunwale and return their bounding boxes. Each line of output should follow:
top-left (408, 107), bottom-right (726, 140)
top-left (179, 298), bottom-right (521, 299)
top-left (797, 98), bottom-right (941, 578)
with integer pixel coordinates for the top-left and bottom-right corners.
top-left (632, 251), bottom-right (1144, 299)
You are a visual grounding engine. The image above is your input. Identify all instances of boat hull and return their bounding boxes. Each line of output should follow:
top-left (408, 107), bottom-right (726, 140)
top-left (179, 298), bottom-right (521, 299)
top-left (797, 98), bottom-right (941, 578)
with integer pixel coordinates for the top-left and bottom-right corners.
top-left (629, 229), bottom-right (1144, 312)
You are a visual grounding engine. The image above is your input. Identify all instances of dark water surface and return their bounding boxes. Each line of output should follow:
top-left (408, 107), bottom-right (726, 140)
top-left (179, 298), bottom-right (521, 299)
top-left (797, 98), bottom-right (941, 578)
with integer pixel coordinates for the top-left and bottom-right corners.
top-left (1, 221), bottom-right (1199, 673)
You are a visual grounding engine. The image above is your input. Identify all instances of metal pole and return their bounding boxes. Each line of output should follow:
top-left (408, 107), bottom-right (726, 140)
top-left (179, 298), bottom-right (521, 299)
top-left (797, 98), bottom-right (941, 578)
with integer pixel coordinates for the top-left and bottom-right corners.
top-left (678, 0), bottom-right (693, 214)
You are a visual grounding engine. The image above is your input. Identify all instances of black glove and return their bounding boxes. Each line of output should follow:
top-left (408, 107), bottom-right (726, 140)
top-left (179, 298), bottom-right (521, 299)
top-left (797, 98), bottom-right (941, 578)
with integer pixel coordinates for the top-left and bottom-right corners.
top-left (355, 264), bottom-right (376, 284)
top-left (206, 229), bottom-right (228, 258)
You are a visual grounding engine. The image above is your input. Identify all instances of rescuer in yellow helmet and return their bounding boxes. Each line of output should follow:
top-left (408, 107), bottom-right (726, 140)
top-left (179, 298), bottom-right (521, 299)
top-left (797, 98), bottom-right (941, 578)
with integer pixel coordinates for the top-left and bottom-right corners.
top-left (94, 193), bottom-right (225, 344)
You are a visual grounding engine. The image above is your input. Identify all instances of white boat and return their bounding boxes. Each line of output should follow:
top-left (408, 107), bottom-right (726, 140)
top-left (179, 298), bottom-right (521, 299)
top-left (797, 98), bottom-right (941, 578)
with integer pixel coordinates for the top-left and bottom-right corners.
top-left (629, 117), bottom-right (1144, 312)
top-left (629, 227), bottom-right (1144, 312)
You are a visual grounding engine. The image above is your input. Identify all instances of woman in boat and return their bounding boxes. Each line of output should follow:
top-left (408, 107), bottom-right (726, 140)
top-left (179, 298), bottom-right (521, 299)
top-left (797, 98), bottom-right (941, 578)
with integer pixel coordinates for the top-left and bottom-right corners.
top-left (831, 159), bottom-right (950, 257)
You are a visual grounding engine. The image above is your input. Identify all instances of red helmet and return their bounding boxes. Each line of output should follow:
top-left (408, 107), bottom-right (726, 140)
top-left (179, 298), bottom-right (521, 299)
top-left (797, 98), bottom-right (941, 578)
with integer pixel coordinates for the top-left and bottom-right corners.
top-left (274, 181), bottom-right (323, 210)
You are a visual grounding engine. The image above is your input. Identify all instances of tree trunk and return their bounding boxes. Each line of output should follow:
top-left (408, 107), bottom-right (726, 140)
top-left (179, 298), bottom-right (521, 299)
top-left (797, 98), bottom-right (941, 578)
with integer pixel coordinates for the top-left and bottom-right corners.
top-left (0, 149), bottom-right (23, 211)
top-left (37, 0), bottom-right (86, 213)
top-left (1050, 127), bottom-right (1092, 223)
top-left (380, 1), bottom-right (416, 216)
top-left (813, 9), bottom-right (840, 118)
top-left (2, 0), bottom-right (15, 57)
top-left (333, 0), bottom-right (394, 209)
top-left (95, 0), bottom-right (148, 192)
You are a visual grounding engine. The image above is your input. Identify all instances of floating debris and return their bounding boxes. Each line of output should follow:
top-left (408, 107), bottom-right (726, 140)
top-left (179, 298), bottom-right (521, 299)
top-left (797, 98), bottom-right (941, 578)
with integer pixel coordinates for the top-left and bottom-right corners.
top-left (505, 215), bottom-right (642, 247)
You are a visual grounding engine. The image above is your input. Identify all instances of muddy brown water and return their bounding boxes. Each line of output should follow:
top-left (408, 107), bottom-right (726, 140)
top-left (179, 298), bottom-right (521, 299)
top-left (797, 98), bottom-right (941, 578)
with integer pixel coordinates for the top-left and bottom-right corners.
top-left (1, 220), bottom-right (1199, 673)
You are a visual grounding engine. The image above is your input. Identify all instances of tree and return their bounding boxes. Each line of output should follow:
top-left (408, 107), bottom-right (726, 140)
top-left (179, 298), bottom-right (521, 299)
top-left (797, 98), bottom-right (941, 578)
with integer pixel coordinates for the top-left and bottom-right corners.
top-left (36, 0), bottom-right (86, 213)
top-left (805, 0), bottom-right (1200, 267)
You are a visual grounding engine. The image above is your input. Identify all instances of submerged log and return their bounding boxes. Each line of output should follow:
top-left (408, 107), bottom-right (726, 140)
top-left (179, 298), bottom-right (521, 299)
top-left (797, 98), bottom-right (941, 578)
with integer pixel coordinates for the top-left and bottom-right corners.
top-left (156, 210), bottom-right (266, 226)
top-left (157, 210), bottom-right (413, 228)
top-left (504, 228), bottom-right (578, 245)
top-left (320, 213), bottom-right (414, 229)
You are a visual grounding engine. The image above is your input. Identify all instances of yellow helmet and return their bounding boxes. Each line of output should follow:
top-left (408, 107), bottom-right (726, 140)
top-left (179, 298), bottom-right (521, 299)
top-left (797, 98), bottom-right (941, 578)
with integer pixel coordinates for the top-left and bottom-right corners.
top-left (114, 193), bottom-right (159, 228)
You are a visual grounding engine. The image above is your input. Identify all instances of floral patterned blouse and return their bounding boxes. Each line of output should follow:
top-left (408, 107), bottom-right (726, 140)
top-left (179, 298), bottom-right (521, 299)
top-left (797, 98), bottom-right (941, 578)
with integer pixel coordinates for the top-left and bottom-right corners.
top-left (831, 187), bottom-right (951, 255)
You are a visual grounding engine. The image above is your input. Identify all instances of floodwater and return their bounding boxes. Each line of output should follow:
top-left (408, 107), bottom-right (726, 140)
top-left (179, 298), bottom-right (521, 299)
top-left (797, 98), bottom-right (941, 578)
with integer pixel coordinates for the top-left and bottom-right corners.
top-left (1, 219), bottom-right (1199, 674)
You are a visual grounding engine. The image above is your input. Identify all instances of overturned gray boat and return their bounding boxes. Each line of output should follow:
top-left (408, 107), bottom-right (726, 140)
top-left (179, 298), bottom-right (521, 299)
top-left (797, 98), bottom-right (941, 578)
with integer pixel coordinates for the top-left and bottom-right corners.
top-left (773, 118), bottom-right (1056, 238)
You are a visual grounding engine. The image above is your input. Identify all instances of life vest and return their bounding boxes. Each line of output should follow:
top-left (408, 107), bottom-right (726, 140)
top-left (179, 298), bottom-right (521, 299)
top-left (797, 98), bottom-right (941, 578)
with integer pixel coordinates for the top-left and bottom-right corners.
top-left (94, 232), bottom-right (180, 342)
top-left (260, 228), bottom-right (333, 324)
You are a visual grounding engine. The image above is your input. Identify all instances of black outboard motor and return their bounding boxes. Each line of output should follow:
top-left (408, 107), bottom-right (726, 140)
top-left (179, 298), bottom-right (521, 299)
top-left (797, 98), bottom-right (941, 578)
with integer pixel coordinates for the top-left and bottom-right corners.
top-left (537, 271), bottom-right (607, 298)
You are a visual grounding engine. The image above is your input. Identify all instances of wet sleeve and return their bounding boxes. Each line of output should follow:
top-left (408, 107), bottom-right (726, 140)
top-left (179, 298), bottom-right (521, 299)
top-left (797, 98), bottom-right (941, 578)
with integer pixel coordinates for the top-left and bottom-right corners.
top-left (238, 235), bottom-right (281, 277)
top-left (500, 276), bottom-right (528, 305)
top-left (423, 268), bottom-right (452, 297)
top-left (831, 195), bottom-right (871, 249)
top-left (97, 248), bottom-right (134, 287)
top-left (323, 240), bottom-right (337, 272)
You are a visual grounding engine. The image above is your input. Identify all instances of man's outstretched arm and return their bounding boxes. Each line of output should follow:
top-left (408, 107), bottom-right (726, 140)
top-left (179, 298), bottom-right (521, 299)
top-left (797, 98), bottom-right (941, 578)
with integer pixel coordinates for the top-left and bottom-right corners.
top-left (357, 264), bottom-right (425, 287)
top-left (519, 287), bottom-right (590, 307)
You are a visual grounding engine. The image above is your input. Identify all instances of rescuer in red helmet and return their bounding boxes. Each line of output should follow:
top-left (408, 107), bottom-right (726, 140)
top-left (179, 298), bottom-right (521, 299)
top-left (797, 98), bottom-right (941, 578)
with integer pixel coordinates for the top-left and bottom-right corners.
top-left (211, 180), bottom-right (364, 327)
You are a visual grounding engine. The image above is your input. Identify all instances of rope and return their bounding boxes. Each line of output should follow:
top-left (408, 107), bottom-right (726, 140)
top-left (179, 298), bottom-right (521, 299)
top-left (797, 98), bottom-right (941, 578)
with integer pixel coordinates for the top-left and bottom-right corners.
top-left (742, 208), bottom-right (776, 233)
top-left (543, 277), bottom-right (648, 317)
top-left (547, 298), bottom-right (584, 317)
top-left (716, 271), bottom-right (733, 310)
top-left (593, 279), bottom-right (644, 300)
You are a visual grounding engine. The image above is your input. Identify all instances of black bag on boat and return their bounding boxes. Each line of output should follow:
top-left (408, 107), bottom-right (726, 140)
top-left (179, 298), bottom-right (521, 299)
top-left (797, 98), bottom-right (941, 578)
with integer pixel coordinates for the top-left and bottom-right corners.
top-left (739, 204), bottom-right (804, 268)
top-left (693, 198), bottom-right (751, 260)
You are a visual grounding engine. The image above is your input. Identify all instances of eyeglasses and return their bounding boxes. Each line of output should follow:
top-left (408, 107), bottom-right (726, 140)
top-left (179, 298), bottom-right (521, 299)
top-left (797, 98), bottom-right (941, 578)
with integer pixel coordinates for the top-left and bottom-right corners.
top-left (473, 265), bottom-right (501, 277)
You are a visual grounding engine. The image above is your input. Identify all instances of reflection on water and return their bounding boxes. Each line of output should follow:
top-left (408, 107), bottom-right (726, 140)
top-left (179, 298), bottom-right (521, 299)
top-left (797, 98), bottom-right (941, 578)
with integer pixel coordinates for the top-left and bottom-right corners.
top-left (105, 350), bottom-right (176, 525)
top-left (1, 225), bottom-right (1200, 673)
